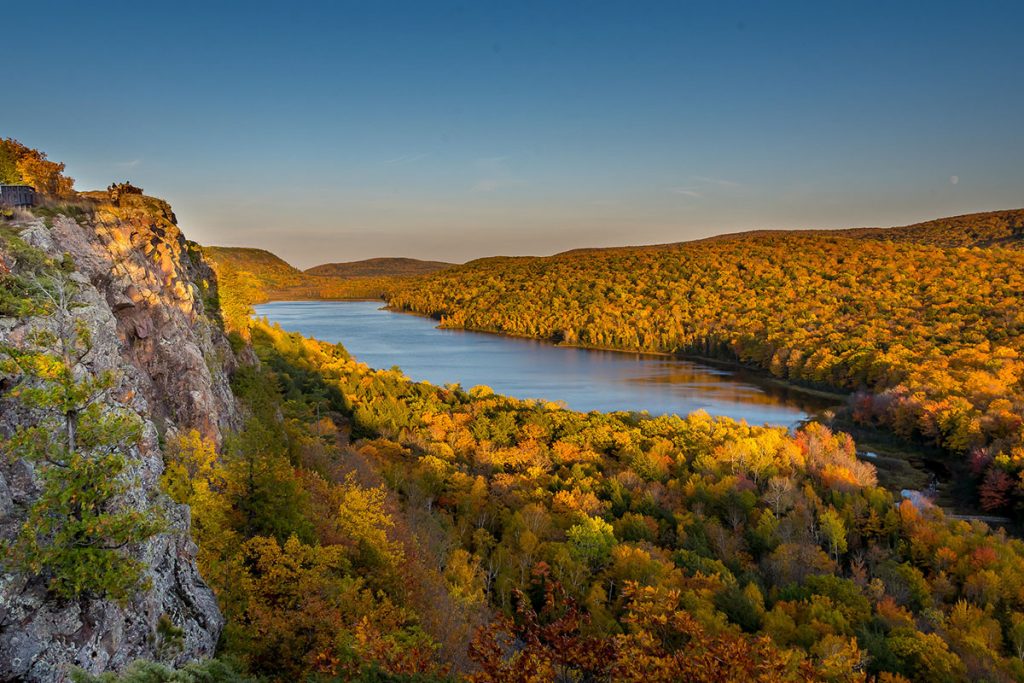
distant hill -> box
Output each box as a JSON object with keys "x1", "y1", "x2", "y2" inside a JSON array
[
  {"x1": 838, "y1": 208, "x2": 1024, "y2": 248},
  {"x1": 201, "y1": 246, "x2": 434, "y2": 304},
  {"x1": 305, "y1": 257, "x2": 454, "y2": 279},
  {"x1": 203, "y1": 247, "x2": 307, "y2": 291},
  {"x1": 694, "y1": 208, "x2": 1024, "y2": 250}
]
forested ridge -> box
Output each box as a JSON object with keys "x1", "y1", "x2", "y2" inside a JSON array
[
  {"x1": 837, "y1": 209, "x2": 1024, "y2": 249},
  {"x1": 202, "y1": 247, "x2": 446, "y2": 308},
  {"x1": 201, "y1": 244, "x2": 413, "y2": 305},
  {"x1": 387, "y1": 210, "x2": 1024, "y2": 515},
  {"x1": 690, "y1": 209, "x2": 1024, "y2": 250},
  {"x1": 306, "y1": 257, "x2": 455, "y2": 279}
]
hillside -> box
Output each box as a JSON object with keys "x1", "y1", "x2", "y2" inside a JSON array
[
  {"x1": 201, "y1": 246, "x2": 406, "y2": 316},
  {"x1": 387, "y1": 210, "x2": 1024, "y2": 517},
  {"x1": 210, "y1": 239, "x2": 1024, "y2": 682},
  {"x1": 202, "y1": 246, "x2": 307, "y2": 291},
  {"x1": 690, "y1": 208, "x2": 1024, "y2": 250},
  {"x1": 841, "y1": 208, "x2": 1024, "y2": 248},
  {"x1": 305, "y1": 256, "x2": 454, "y2": 278}
]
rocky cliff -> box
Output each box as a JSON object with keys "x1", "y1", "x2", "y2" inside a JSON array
[{"x1": 0, "y1": 195, "x2": 236, "y2": 680}]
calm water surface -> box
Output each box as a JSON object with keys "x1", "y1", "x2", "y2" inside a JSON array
[{"x1": 255, "y1": 300, "x2": 836, "y2": 428}]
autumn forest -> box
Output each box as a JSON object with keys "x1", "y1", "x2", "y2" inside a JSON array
[
  {"x1": 6, "y1": 0, "x2": 1024, "y2": 680},
  {"x1": 165, "y1": 202, "x2": 1024, "y2": 682},
  {"x1": 3, "y1": 141, "x2": 1024, "y2": 683}
]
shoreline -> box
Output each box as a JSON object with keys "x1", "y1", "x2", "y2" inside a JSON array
[
  {"x1": 254, "y1": 297, "x2": 849, "y2": 407},
  {"x1": 377, "y1": 302, "x2": 850, "y2": 405},
  {"x1": 254, "y1": 296, "x2": 385, "y2": 304}
]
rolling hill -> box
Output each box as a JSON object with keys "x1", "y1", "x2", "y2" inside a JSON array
[
  {"x1": 202, "y1": 246, "x2": 308, "y2": 291},
  {"x1": 201, "y1": 246, "x2": 424, "y2": 309},
  {"x1": 840, "y1": 207, "x2": 1024, "y2": 248},
  {"x1": 694, "y1": 208, "x2": 1024, "y2": 250},
  {"x1": 305, "y1": 257, "x2": 454, "y2": 278}
]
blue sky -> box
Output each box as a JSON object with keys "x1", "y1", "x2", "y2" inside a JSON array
[{"x1": 5, "y1": 1, "x2": 1023, "y2": 266}]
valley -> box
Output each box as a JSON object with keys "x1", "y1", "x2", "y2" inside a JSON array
[
  {"x1": 3, "y1": 156, "x2": 1024, "y2": 682},
  {"x1": 5, "y1": 3, "x2": 1024, "y2": 679}
]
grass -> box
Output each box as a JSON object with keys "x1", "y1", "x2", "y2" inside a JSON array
[{"x1": 31, "y1": 196, "x2": 96, "y2": 224}]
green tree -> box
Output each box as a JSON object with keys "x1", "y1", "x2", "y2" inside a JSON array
[
  {"x1": 567, "y1": 516, "x2": 616, "y2": 569},
  {"x1": 886, "y1": 628, "x2": 965, "y2": 682},
  {"x1": 223, "y1": 415, "x2": 312, "y2": 543},
  {"x1": 1, "y1": 276, "x2": 162, "y2": 602},
  {"x1": 818, "y1": 508, "x2": 848, "y2": 562},
  {"x1": 1010, "y1": 612, "x2": 1024, "y2": 662}
]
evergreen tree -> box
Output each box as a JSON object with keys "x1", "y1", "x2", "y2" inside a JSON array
[{"x1": 1, "y1": 275, "x2": 162, "y2": 602}]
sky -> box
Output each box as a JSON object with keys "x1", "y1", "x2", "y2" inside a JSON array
[{"x1": 4, "y1": 1, "x2": 1023, "y2": 268}]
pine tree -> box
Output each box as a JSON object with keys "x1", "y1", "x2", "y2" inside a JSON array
[{"x1": 1, "y1": 275, "x2": 162, "y2": 602}]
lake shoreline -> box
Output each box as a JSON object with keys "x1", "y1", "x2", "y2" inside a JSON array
[
  {"x1": 255, "y1": 300, "x2": 1007, "y2": 529},
  {"x1": 378, "y1": 302, "x2": 849, "y2": 405},
  {"x1": 253, "y1": 299, "x2": 824, "y2": 427},
  {"x1": 260, "y1": 297, "x2": 846, "y2": 408}
]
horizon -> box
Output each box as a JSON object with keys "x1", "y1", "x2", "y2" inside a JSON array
[
  {"x1": 6, "y1": 1, "x2": 1024, "y2": 269},
  {"x1": 204, "y1": 204, "x2": 1024, "y2": 269}
]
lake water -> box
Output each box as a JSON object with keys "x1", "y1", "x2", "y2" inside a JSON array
[{"x1": 254, "y1": 300, "x2": 837, "y2": 428}]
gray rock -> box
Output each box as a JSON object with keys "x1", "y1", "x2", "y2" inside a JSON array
[{"x1": 0, "y1": 203, "x2": 237, "y2": 681}]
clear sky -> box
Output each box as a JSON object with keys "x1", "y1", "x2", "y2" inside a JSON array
[{"x1": 5, "y1": 1, "x2": 1023, "y2": 267}]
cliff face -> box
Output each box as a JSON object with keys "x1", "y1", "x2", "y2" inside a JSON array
[{"x1": 0, "y1": 196, "x2": 236, "y2": 680}]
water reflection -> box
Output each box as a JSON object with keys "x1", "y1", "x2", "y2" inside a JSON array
[{"x1": 255, "y1": 300, "x2": 838, "y2": 428}]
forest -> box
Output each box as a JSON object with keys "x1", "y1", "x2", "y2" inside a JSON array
[
  {"x1": 146, "y1": 309, "x2": 1024, "y2": 681},
  {"x1": 386, "y1": 211, "x2": 1024, "y2": 515},
  {"x1": 128, "y1": 244, "x2": 1024, "y2": 680},
  {"x1": 4, "y1": 137, "x2": 1024, "y2": 681}
]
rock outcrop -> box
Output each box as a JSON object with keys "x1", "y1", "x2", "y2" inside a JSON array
[{"x1": 0, "y1": 195, "x2": 237, "y2": 681}]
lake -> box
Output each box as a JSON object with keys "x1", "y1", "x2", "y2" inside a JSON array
[{"x1": 254, "y1": 300, "x2": 837, "y2": 428}]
